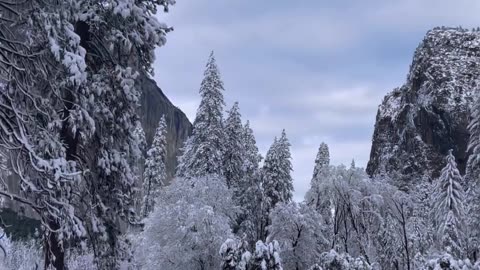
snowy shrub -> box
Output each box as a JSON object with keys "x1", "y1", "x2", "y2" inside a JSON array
[
  {"x1": 219, "y1": 237, "x2": 252, "y2": 270},
  {"x1": 308, "y1": 264, "x2": 323, "y2": 270},
  {"x1": 415, "y1": 252, "x2": 480, "y2": 270},
  {"x1": 249, "y1": 240, "x2": 283, "y2": 270},
  {"x1": 315, "y1": 250, "x2": 372, "y2": 270},
  {"x1": 0, "y1": 235, "x2": 42, "y2": 270},
  {"x1": 67, "y1": 250, "x2": 96, "y2": 270}
]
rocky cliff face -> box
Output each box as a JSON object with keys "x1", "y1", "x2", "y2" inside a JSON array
[
  {"x1": 367, "y1": 28, "x2": 480, "y2": 186},
  {"x1": 137, "y1": 73, "x2": 192, "y2": 180}
]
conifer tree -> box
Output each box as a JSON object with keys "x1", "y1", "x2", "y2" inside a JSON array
[
  {"x1": 219, "y1": 237, "x2": 252, "y2": 270},
  {"x1": 242, "y1": 121, "x2": 263, "y2": 182},
  {"x1": 466, "y1": 89, "x2": 480, "y2": 261},
  {"x1": 305, "y1": 142, "x2": 331, "y2": 223},
  {"x1": 249, "y1": 240, "x2": 283, "y2": 270},
  {"x1": 132, "y1": 121, "x2": 147, "y2": 214},
  {"x1": 262, "y1": 130, "x2": 294, "y2": 210},
  {"x1": 141, "y1": 116, "x2": 168, "y2": 218},
  {"x1": 223, "y1": 102, "x2": 245, "y2": 190},
  {"x1": 177, "y1": 52, "x2": 226, "y2": 179},
  {"x1": 0, "y1": 1, "x2": 175, "y2": 268},
  {"x1": 433, "y1": 150, "x2": 466, "y2": 257},
  {"x1": 237, "y1": 121, "x2": 263, "y2": 243}
]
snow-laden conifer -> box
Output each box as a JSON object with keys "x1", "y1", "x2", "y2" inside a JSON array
[
  {"x1": 304, "y1": 142, "x2": 332, "y2": 224},
  {"x1": 177, "y1": 52, "x2": 226, "y2": 179},
  {"x1": 262, "y1": 130, "x2": 294, "y2": 210},
  {"x1": 141, "y1": 116, "x2": 167, "y2": 217},
  {"x1": 223, "y1": 102, "x2": 245, "y2": 190},
  {"x1": 237, "y1": 121, "x2": 263, "y2": 243},
  {"x1": 432, "y1": 150, "x2": 466, "y2": 257}
]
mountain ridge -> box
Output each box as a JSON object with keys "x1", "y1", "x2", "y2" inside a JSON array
[{"x1": 367, "y1": 27, "x2": 480, "y2": 186}]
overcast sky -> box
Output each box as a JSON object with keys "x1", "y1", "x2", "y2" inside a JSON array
[{"x1": 153, "y1": 0, "x2": 480, "y2": 201}]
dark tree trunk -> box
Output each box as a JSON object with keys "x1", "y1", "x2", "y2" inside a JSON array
[
  {"x1": 44, "y1": 220, "x2": 65, "y2": 270},
  {"x1": 44, "y1": 21, "x2": 88, "y2": 269}
]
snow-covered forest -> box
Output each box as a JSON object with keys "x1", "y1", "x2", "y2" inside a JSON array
[{"x1": 1, "y1": 1, "x2": 480, "y2": 270}]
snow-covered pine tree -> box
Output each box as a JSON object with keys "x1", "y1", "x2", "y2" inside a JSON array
[
  {"x1": 242, "y1": 121, "x2": 263, "y2": 184},
  {"x1": 466, "y1": 88, "x2": 480, "y2": 261},
  {"x1": 432, "y1": 150, "x2": 466, "y2": 257},
  {"x1": 0, "y1": 2, "x2": 96, "y2": 268},
  {"x1": 132, "y1": 121, "x2": 147, "y2": 214},
  {"x1": 133, "y1": 121, "x2": 147, "y2": 157},
  {"x1": 237, "y1": 121, "x2": 263, "y2": 243},
  {"x1": 262, "y1": 130, "x2": 294, "y2": 209},
  {"x1": 176, "y1": 52, "x2": 226, "y2": 179},
  {"x1": 250, "y1": 240, "x2": 283, "y2": 270},
  {"x1": 219, "y1": 237, "x2": 252, "y2": 270},
  {"x1": 259, "y1": 130, "x2": 293, "y2": 241},
  {"x1": 141, "y1": 115, "x2": 168, "y2": 218},
  {"x1": 2, "y1": 0, "x2": 174, "y2": 267},
  {"x1": 304, "y1": 142, "x2": 332, "y2": 225},
  {"x1": 64, "y1": 1, "x2": 173, "y2": 268},
  {"x1": 223, "y1": 102, "x2": 245, "y2": 190}
]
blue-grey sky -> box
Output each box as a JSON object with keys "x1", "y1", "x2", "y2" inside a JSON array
[{"x1": 153, "y1": 0, "x2": 480, "y2": 201}]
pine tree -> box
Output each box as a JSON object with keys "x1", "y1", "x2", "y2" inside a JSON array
[
  {"x1": 313, "y1": 143, "x2": 330, "y2": 179},
  {"x1": 80, "y1": 2, "x2": 174, "y2": 267},
  {"x1": 305, "y1": 143, "x2": 331, "y2": 223},
  {"x1": 1, "y1": 1, "x2": 174, "y2": 269},
  {"x1": 132, "y1": 121, "x2": 147, "y2": 213},
  {"x1": 242, "y1": 121, "x2": 263, "y2": 182},
  {"x1": 141, "y1": 116, "x2": 168, "y2": 218},
  {"x1": 219, "y1": 237, "x2": 252, "y2": 270},
  {"x1": 177, "y1": 51, "x2": 226, "y2": 179},
  {"x1": 223, "y1": 102, "x2": 245, "y2": 190},
  {"x1": 433, "y1": 150, "x2": 466, "y2": 257},
  {"x1": 466, "y1": 88, "x2": 480, "y2": 261},
  {"x1": 237, "y1": 121, "x2": 263, "y2": 243},
  {"x1": 262, "y1": 130, "x2": 294, "y2": 210},
  {"x1": 249, "y1": 240, "x2": 283, "y2": 270}
]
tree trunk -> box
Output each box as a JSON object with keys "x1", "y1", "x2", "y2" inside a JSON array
[{"x1": 44, "y1": 220, "x2": 65, "y2": 270}]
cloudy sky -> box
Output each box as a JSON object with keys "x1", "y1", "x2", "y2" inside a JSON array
[{"x1": 153, "y1": 0, "x2": 480, "y2": 201}]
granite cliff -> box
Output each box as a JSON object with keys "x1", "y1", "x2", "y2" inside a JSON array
[
  {"x1": 367, "y1": 27, "x2": 480, "y2": 186},
  {"x1": 137, "y1": 74, "x2": 192, "y2": 179}
]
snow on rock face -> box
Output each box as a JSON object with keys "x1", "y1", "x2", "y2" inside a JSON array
[{"x1": 367, "y1": 27, "x2": 480, "y2": 186}]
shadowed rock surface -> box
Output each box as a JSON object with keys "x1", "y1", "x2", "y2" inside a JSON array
[
  {"x1": 137, "y1": 73, "x2": 192, "y2": 180},
  {"x1": 367, "y1": 27, "x2": 479, "y2": 187}
]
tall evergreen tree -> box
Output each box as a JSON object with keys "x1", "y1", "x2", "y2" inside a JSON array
[
  {"x1": 141, "y1": 116, "x2": 167, "y2": 218},
  {"x1": 133, "y1": 121, "x2": 147, "y2": 214},
  {"x1": 237, "y1": 121, "x2": 263, "y2": 243},
  {"x1": 262, "y1": 129, "x2": 294, "y2": 211},
  {"x1": 467, "y1": 89, "x2": 480, "y2": 172},
  {"x1": 432, "y1": 150, "x2": 466, "y2": 257},
  {"x1": 305, "y1": 143, "x2": 330, "y2": 211},
  {"x1": 242, "y1": 121, "x2": 263, "y2": 182},
  {"x1": 177, "y1": 52, "x2": 226, "y2": 178},
  {"x1": 223, "y1": 102, "x2": 245, "y2": 190},
  {"x1": 0, "y1": 1, "x2": 175, "y2": 268},
  {"x1": 466, "y1": 89, "x2": 480, "y2": 261}
]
